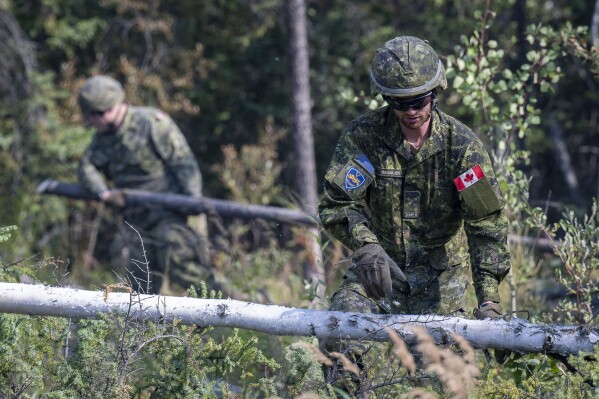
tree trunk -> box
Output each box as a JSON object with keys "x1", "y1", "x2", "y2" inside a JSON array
[
  {"x1": 0, "y1": 10, "x2": 39, "y2": 190},
  {"x1": 548, "y1": 117, "x2": 582, "y2": 204},
  {"x1": 285, "y1": 0, "x2": 325, "y2": 302},
  {"x1": 0, "y1": 282, "x2": 597, "y2": 357},
  {"x1": 287, "y1": 0, "x2": 317, "y2": 211},
  {"x1": 593, "y1": 0, "x2": 599, "y2": 46}
]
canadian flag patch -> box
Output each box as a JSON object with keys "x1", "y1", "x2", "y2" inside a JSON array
[{"x1": 453, "y1": 165, "x2": 485, "y2": 192}]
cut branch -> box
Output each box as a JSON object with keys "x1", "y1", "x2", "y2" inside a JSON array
[
  {"x1": 0, "y1": 282, "x2": 596, "y2": 357},
  {"x1": 36, "y1": 179, "x2": 317, "y2": 226}
]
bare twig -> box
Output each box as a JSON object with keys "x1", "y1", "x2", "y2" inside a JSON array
[{"x1": 125, "y1": 221, "x2": 151, "y2": 294}]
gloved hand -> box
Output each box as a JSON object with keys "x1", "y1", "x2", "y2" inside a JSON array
[
  {"x1": 100, "y1": 190, "x2": 127, "y2": 208},
  {"x1": 473, "y1": 302, "x2": 503, "y2": 319},
  {"x1": 350, "y1": 243, "x2": 406, "y2": 300}
]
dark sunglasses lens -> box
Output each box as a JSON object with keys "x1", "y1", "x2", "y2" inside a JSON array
[
  {"x1": 89, "y1": 109, "x2": 106, "y2": 117},
  {"x1": 386, "y1": 96, "x2": 428, "y2": 111}
]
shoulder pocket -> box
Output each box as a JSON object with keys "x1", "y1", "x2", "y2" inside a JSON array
[
  {"x1": 326, "y1": 154, "x2": 375, "y2": 200},
  {"x1": 454, "y1": 165, "x2": 503, "y2": 219}
]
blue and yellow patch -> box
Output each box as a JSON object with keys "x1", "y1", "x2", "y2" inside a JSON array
[
  {"x1": 326, "y1": 153, "x2": 374, "y2": 200},
  {"x1": 344, "y1": 167, "x2": 366, "y2": 190}
]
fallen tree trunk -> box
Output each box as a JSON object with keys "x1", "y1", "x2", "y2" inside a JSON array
[{"x1": 0, "y1": 282, "x2": 596, "y2": 357}]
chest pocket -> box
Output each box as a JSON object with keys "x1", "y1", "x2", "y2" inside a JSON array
[
  {"x1": 421, "y1": 163, "x2": 457, "y2": 219},
  {"x1": 367, "y1": 166, "x2": 402, "y2": 234},
  {"x1": 114, "y1": 125, "x2": 163, "y2": 175}
]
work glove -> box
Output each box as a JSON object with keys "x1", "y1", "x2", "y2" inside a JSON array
[
  {"x1": 350, "y1": 243, "x2": 406, "y2": 300},
  {"x1": 473, "y1": 302, "x2": 503, "y2": 319},
  {"x1": 102, "y1": 190, "x2": 127, "y2": 208},
  {"x1": 474, "y1": 302, "x2": 510, "y2": 364}
]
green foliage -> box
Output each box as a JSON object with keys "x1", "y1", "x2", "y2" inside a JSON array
[
  {"x1": 0, "y1": 311, "x2": 77, "y2": 397},
  {"x1": 444, "y1": 7, "x2": 599, "y2": 329},
  {"x1": 476, "y1": 351, "x2": 599, "y2": 399},
  {"x1": 531, "y1": 200, "x2": 599, "y2": 325},
  {"x1": 0, "y1": 225, "x2": 16, "y2": 243},
  {"x1": 211, "y1": 124, "x2": 285, "y2": 206},
  {"x1": 0, "y1": 306, "x2": 280, "y2": 398},
  {"x1": 284, "y1": 339, "x2": 324, "y2": 396}
]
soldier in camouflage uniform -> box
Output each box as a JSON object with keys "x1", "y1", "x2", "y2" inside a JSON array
[
  {"x1": 77, "y1": 75, "x2": 218, "y2": 295},
  {"x1": 318, "y1": 37, "x2": 511, "y2": 393}
]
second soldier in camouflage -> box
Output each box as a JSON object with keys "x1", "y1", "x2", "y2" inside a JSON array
[{"x1": 77, "y1": 75, "x2": 218, "y2": 295}]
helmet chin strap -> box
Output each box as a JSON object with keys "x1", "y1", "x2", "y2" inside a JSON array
[{"x1": 424, "y1": 90, "x2": 439, "y2": 121}]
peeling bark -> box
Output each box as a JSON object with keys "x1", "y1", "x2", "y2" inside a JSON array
[{"x1": 0, "y1": 282, "x2": 597, "y2": 357}]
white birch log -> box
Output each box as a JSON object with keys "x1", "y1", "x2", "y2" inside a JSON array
[{"x1": 0, "y1": 282, "x2": 597, "y2": 357}]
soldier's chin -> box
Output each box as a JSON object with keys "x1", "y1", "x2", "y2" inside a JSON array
[
  {"x1": 401, "y1": 118, "x2": 422, "y2": 129},
  {"x1": 105, "y1": 122, "x2": 118, "y2": 133}
]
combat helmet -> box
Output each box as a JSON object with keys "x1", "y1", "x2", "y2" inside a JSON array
[
  {"x1": 370, "y1": 36, "x2": 447, "y2": 98},
  {"x1": 78, "y1": 75, "x2": 125, "y2": 114}
]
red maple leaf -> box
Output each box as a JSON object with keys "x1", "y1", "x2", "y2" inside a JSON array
[{"x1": 464, "y1": 173, "x2": 474, "y2": 183}]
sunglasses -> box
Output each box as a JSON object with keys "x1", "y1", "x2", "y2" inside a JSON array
[
  {"x1": 88, "y1": 109, "x2": 108, "y2": 117},
  {"x1": 384, "y1": 92, "x2": 433, "y2": 111}
]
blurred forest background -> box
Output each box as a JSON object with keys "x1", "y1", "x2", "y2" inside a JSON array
[
  {"x1": 0, "y1": 0, "x2": 596, "y2": 294},
  {"x1": 0, "y1": 0, "x2": 599, "y2": 397}
]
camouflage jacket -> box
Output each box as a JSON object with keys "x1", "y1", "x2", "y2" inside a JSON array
[
  {"x1": 318, "y1": 106, "x2": 511, "y2": 304},
  {"x1": 78, "y1": 105, "x2": 202, "y2": 198}
]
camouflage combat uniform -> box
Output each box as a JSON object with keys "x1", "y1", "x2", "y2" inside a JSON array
[
  {"x1": 78, "y1": 106, "x2": 215, "y2": 294},
  {"x1": 319, "y1": 106, "x2": 511, "y2": 317}
]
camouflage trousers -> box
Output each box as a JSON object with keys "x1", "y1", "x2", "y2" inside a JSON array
[
  {"x1": 110, "y1": 212, "x2": 218, "y2": 295},
  {"x1": 321, "y1": 263, "x2": 470, "y2": 396}
]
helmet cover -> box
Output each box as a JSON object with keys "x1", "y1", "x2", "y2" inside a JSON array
[
  {"x1": 370, "y1": 36, "x2": 447, "y2": 98},
  {"x1": 78, "y1": 75, "x2": 125, "y2": 114}
]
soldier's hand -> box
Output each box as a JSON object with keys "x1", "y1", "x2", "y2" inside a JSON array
[
  {"x1": 350, "y1": 243, "x2": 406, "y2": 300},
  {"x1": 100, "y1": 190, "x2": 127, "y2": 208},
  {"x1": 473, "y1": 301, "x2": 503, "y2": 319}
]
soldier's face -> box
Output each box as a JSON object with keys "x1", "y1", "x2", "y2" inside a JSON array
[
  {"x1": 391, "y1": 95, "x2": 433, "y2": 130},
  {"x1": 86, "y1": 104, "x2": 120, "y2": 133}
]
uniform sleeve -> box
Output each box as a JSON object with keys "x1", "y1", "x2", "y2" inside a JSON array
[
  {"x1": 318, "y1": 131, "x2": 378, "y2": 251},
  {"x1": 77, "y1": 141, "x2": 109, "y2": 197},
  {"x1": 459, "y1": 140, "x2": 511, "y2": 304},
  {"x1": 151, "y1": 115, "x2": 202, "y2": 197}
]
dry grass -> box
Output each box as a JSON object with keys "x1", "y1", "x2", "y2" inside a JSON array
[
  {"x1": 385, "y1": 327, "x2": 417, "y2": 374},
  {"x1": 289, "y1": 340, "x2": 361, "y2": 378},
  {"x1": 102, "y1": 283, "x2": 133, "y2": 301},
  {"x1": 330, "y1": 351, "x2": 361, "y2": 377},
  {"x1": 291, "y1": 341, "x2": 333, "y2": 367},
  {"x1": 407, "y1": 390, "x2": 439, "y2": 399},
  {"x1": 294, "y1": 327, "x2": 481, "y2": 398},
  {"x1": 411, "y1": 326, "x2": 480, "y2": 399},
  {"x1": 265, "y1": 393, "x2": 320, "y2": 399}
]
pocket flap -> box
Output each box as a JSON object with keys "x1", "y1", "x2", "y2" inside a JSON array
[{"x1": 428, "y1": 247, "x2": 467, "y2": 271}]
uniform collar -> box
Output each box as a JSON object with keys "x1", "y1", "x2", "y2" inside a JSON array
[
  {"x1": 383, "y1": 109, "x2": 445, "y2": 163},
  {"x1": 114, "y1": 105, "x2": 133, "y2": 138}
]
